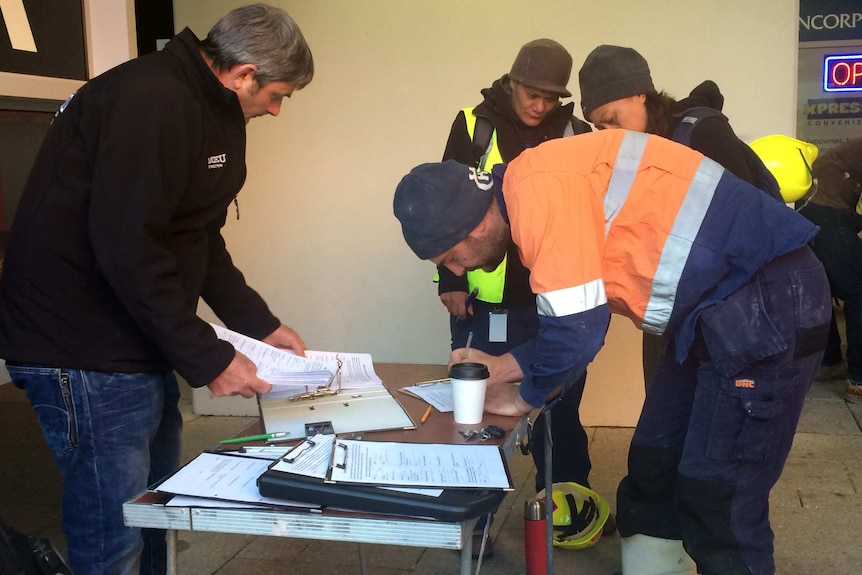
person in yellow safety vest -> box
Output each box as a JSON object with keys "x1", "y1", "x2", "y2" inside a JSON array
[{"x1": 438, "y1": 39, "x2": 601, "y2": 533}]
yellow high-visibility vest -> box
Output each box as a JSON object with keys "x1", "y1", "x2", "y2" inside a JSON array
[{"x1": 461, "y1": 108, "x2": 507, "y2": 303}]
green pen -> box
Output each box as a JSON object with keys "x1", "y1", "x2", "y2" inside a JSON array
[{"x1": 219, "y1": 431, "x2": 290, "y2": 444}]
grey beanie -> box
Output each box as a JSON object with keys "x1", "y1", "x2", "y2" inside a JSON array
[
  {"x1": 393, "y1": 161, "x2": 495, "y2": 260},
  {"x1": 509, "y1": 39, "x2": 573, "y2": 97},
  {"x1": 578, "y1": 45, "x2": 656, "y2": 118}
]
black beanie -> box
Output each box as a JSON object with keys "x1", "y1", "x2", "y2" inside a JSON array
[{"x1": 578, "y1": 45, "x2": 656, "y2": 118}]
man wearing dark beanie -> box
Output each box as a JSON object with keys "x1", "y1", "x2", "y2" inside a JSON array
[
  {"x1": 394, "y1": 130, "x2": 829, "y2": 575},
  {"x1": 437, "y1": 39, "x2": 600, "y2": 555}
]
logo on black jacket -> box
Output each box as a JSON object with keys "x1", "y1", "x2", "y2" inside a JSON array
[{"x1": 208, "y1": 153, "x2": 227, "y2": 169}]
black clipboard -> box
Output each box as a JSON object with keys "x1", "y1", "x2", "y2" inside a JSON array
[{"x1": 256, "y1": 466, "x2": 505, "y2": 522}]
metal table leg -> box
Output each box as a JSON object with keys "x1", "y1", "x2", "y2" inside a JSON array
[
  {"x1": 358, "y1": 542, "x2": 368, "y2": 575},
  {"x1": 544, "y1": 408, "x2": 553, "y2": 575},
  {"x1": 166, "y1": 529, "x2": 178, "y2": 575}
]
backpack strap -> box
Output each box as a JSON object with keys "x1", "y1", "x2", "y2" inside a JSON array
[
  {"x1": 671, "y1": 107, "x2": 728, "y2": 147},
  {"x1": 471, "y1": 115, "x2": 495, "y2": 170},
  {"x1": 673, "y1": 107, "x2": 784, "y2": 203}
]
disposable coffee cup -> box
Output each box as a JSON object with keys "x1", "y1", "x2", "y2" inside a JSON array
[{"x1": 449, "y1": 361, "x2": 489, "y2": 425}]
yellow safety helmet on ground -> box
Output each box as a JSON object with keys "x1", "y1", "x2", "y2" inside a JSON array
[
  {"x1": 537, "y1": 482, "x2": 610, "y2": 549},
  {"x1": 749, "y1": 134, "x2": 819, "y2": 203}
]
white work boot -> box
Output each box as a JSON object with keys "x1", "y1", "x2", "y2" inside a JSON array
[{"x1": 621, "y1": 534, "x2": 697, "y2": 575}]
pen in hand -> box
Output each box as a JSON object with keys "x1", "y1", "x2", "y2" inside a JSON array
[
  {"x1": 463, "y1": 331, "x2": 474, "y2": 361},
  {"x1": 464, "y1": 288, "x2": 478, "y2": 313}
]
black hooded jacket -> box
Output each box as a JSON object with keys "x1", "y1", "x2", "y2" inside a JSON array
[{"x1": 438, "y1": 75, "x2": 591, "y2": 302}]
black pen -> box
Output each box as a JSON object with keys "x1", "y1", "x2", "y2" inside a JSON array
[{"x1": 464, "y1": 287, "x2": 479, "y2": 311}]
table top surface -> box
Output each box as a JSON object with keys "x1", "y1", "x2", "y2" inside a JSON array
[{"x1": 234, "y1": 362, "x2": 528, "y2": 448}]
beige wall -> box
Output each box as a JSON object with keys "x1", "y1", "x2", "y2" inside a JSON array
[
  {"x1": 3, "y1": 1, "x2": 800, "y2": 426},
  {"x1": 176, "y1": 0, "x2": 798, "y2": 426}
]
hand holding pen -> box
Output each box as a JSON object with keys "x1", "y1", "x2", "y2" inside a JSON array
[
  {"x1": 462, "y1": 331, "x2": 473, "y2": 361},
  {"x1": 463, "y1": 288, "x2": 479, "y2": 318}
]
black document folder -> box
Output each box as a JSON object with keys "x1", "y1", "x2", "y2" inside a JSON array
[{"x1": 257, "y1": 469, "x2": 505, "y2": 522}]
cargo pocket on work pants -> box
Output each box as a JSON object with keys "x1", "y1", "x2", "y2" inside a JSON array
[
  {"x1": 703, "y1": 369, "x2": 799, "y2": 462},
  {"x1": 699, "y1": 275, "x2": 796, "y2": 463}
]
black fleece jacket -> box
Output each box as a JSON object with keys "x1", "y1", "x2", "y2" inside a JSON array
[{"x1": 0, "y1": 29, "x2": 280, "y2": 386}]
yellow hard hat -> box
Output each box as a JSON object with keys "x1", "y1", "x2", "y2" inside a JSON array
[
  {"x1": 749, "y1": 135, "x2": 819, "y2": 203},
  {"x1": 537, "y1": 482, "x2": 610, "y2": 549}
]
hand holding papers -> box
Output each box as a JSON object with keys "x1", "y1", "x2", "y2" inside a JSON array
[
  {"x1": 210, "y1": 324, "x2": 384, "y2": 400},
  {"x1": 210, "y1": 325, "x2": 415, "y2": 437}
]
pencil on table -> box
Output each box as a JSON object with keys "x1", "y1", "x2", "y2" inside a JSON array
[{"x1": 420, "y1": 405, "x2": 432, "y2": 424}]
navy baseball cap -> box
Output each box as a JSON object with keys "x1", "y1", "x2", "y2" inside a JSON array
[{"x1": 393, "y1": 160, "x2": 495, "y2": 260}]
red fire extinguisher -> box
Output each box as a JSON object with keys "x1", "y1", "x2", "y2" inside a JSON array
[{"x1": 524, "y1": 498, "x2": 547, "y2": 575}]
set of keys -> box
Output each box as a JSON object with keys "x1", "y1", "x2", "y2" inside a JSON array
[{"x1": 460, "y1": 425, "x2": 505, "y2": 442}]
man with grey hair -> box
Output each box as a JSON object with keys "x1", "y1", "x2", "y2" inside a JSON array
[{"x1": 0, "y1": 4, "x2": 312, "y2": 574}]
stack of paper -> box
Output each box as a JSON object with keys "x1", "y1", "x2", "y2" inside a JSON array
[
  {"x1": 210, "y1": 324, "x2": 384, "y2": 399},
  {"x1": 152, "y1": 451, "x2": 320, "y2": 510}
]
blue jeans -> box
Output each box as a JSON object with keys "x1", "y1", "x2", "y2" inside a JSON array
[
  {"x1": 617, "y1": 247, "x2": 830, "y2": 575},
  {"x1": 8, "y1": 366, "x2": 182, "y2": 575},
  {"x1": 800, "y1": 203, "x2": 862, "y2": 380}
]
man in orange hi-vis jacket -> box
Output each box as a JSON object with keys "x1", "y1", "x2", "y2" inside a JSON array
[{"x1": 393, "y1": 129, "x2": 830, "y2": 575}]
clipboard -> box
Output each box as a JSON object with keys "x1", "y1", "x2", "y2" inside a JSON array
[
  {"x1": 257, "y1": 386, "x2": 415, "y2": 438},
  {"x1": 257, "y1": 467, "x2": 505, "y2": 521},
  {"x1": 256, "y1": 436, "x2": 510, "y2": 521}
]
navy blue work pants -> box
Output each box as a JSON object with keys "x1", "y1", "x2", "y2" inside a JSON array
[{"x1": 617, "y1": 247, "x2": 830, "y2": 575}]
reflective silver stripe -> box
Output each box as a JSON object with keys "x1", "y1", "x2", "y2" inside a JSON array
[
  {"x1": 604, "y1": 131, "x2": 648, "y2": 235},
  {"x1": 642, "y1": 156, "x2": 724, "y2": 333},
  {"x1": 536, "y1": 279, "x2": 607, "y2": 318}
]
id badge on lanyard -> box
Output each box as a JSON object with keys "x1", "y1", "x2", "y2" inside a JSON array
[{"x1": 488, "y1": 309, "x2": 508, "y2": 343}]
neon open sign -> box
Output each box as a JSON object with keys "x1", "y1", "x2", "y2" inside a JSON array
[{"x1": 824, "y1": 54, "x2": 862, "y2": 92}]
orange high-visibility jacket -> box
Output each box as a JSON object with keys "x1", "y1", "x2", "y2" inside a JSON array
[{"x1": 500, "y1": 130, "x2": 818, "y2": 406}]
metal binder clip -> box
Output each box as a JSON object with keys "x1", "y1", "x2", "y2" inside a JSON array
[
  {"x1": 334, "y1": 442, "x2": 348, "y2": 470},
  {"x1": 284, "y1": 438, "x2": 316, "y2": 464},
  {"x1": 287, "y1": 356, "x2": 343, "y2": 401}
]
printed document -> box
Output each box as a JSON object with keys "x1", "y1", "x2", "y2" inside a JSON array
[
  {"x1": 400, "y1": 379, "x2": 453, "y2": 412},
  {"x1": 153, "y1": 451, "x2": 319, "y2": 509},
  {"x1": 325, "y1": 440, "x2": 512, "y2": 489}
]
